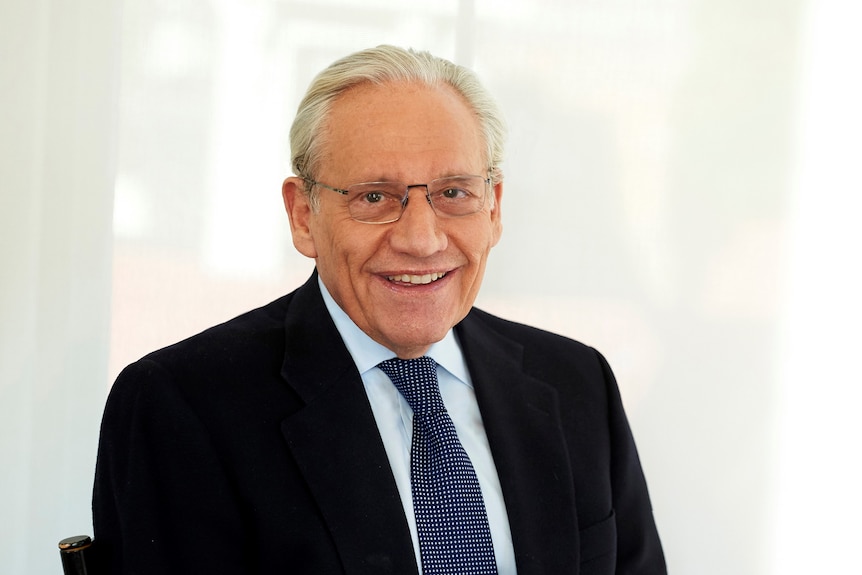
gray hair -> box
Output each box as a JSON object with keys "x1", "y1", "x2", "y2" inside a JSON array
[{"x1": 289, "y1": 45, "x2": 506, "y2": 208}]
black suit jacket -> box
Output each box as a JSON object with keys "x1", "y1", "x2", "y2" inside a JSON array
[{"x1": 93, "y1": 273, "x2": 665, "y2": 574}]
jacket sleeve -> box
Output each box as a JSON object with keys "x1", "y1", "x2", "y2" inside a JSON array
[
  {"x1": 92, "y1": 358, "x2": 251, "y2": 574},
  {"x1": 596, "y1": 349, "x2": 667, "y2": 574}
]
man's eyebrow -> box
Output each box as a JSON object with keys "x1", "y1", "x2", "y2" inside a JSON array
[{"x1": 362, "y1": 172, "x2": 481, "y2": 183}]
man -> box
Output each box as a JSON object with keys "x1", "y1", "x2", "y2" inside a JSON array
[{"x1": 93, "y1": 45, "x2": 666, "y2": 574}]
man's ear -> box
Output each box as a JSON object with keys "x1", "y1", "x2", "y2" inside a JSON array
[
  {"x1": 489, "y1": 180, "x2": 503, "y2": 247},
  {"x1": 282, "y1": 177, "x2": 318, "y2": 258}
]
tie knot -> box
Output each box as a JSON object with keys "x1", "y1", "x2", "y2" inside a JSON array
[{"x1": 377, "y1": 356, "x2": 443, "y2": 417}]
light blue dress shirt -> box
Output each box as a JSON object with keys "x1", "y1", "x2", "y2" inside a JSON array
[{"x1": 318, "y1": 278, "x2": 516, "y2": 574}]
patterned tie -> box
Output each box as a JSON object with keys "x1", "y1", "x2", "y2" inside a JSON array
[{"x1": 377, "y1": 357, "x2": 498, "y2": 575}]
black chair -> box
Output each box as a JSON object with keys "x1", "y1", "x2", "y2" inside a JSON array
[{"x1": 58, "y1": 535, "x2": 97, "y2": 575}]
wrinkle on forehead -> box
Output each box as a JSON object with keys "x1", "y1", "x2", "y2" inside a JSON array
[{"x1": 317, "y1": 81, "x2": 485, "y2": 184}]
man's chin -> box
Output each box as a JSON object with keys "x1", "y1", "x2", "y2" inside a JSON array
[{"x1": 375, "y1": 326, "x2": 451, "y2": 359}]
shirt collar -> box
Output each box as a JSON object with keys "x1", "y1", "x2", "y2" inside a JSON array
[{"x1": 318, "y1": 276, "x2": 472, "y2": 386}]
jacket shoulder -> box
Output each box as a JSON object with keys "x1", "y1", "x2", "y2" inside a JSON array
[
  {"x1": 464, "y1": 306, "x2": 605, "y2": 373},
  {"x1": 140, "y1": 292, "x2": 293, "y2": 371}
]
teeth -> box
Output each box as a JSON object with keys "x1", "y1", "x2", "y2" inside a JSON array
[{"x1": 387, "y1": 271, "x2": 446, "y2": 285}]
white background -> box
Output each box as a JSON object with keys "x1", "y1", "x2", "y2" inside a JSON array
[{"x1": 2, "y1": 0, "x2": 861, "y2": 573}]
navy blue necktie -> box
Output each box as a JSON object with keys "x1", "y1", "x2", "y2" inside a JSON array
[{"x1": 378, "y1": 357, "x2": 498, "y2": 575}]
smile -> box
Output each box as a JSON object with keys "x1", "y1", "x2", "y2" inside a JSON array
[{"x1": 386, "y1": 271, "x2": 447, "y2": 285}]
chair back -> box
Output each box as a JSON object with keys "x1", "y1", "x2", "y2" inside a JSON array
[{"x1": 58, "y1": 535, "x2": 96, "y2": 575}]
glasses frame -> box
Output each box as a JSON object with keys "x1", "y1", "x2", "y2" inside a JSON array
[{"x1": 303, "y1": 174, "x2": 492, "y2": 224}]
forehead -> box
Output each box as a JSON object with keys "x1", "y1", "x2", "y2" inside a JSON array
[{"x1": 319, "y1": 81, "x2": 485, "y2": 181}]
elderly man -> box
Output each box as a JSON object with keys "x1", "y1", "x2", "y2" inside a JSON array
[{"x1": 93, "y1": 46, "x2": 666, "y2": 574}]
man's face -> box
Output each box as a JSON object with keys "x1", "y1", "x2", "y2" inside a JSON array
[{"x1": 282, "y1": 81, "x2": 503, "y2": 358}]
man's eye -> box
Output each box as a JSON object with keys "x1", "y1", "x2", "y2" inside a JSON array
[
  {"x1": 363, "y1": 191, "x2": 384, "y2": 203},
  {"x1": 441, "y1": 187, "x2": 468, "y2": 199}
]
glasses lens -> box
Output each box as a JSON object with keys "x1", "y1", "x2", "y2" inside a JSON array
[
  {"x1": 345, "y1": 183, "x2": 405, "y2": 223},
  {"x1": 428, "y1": 176, "x2": 487, "y2": 216},
  {"x1": 343, "y1": 176, "x2": 488, "y2": 223}
]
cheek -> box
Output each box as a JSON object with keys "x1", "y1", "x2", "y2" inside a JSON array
[
  {"x1": 309, "y1": 212, "x2": 345, "y2": 256},
  {"x1": 312, "y1": 217, "x2": 382, "y2": 273},
  {"x1": 461, "y1": 223, "x2": 499, "y2": 261}
]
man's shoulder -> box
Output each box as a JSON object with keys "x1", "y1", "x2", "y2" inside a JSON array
[
  {"x1": 144, "y1": 292, "x2": 293, "y2": 366},
  {"x1": 106, "y1": 291, "x2": 305, "y2": 422},
  {"x1": 460, "y1": 307, "x2": 615, "y2": 415},
  {"x1": 465, "y1": 306, "x2": 596, "y2": 355},
  {"x1": 462, "y1": 306, "x2": 607, "y2": 378}
]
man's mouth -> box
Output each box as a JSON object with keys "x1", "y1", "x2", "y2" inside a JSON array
[{"x1": 385, "y1": 271, "x2": 447, "y2": 285}]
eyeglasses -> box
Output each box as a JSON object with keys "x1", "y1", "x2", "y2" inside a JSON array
[{"x1": 305, "y1": 174, "x2": 491, "y2": 224}]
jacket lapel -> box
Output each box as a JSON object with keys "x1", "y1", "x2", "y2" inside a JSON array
[
  {"x1": 278, "y1": 276, "x2": 419, "y2": 575},
  {"x1": 457, "y1": 312, "x2": 581, "y2": 574}
]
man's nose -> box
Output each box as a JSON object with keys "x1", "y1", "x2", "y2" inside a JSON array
[{"x1": 388, "y1": 187, "x2": 448, "y2": 257}]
